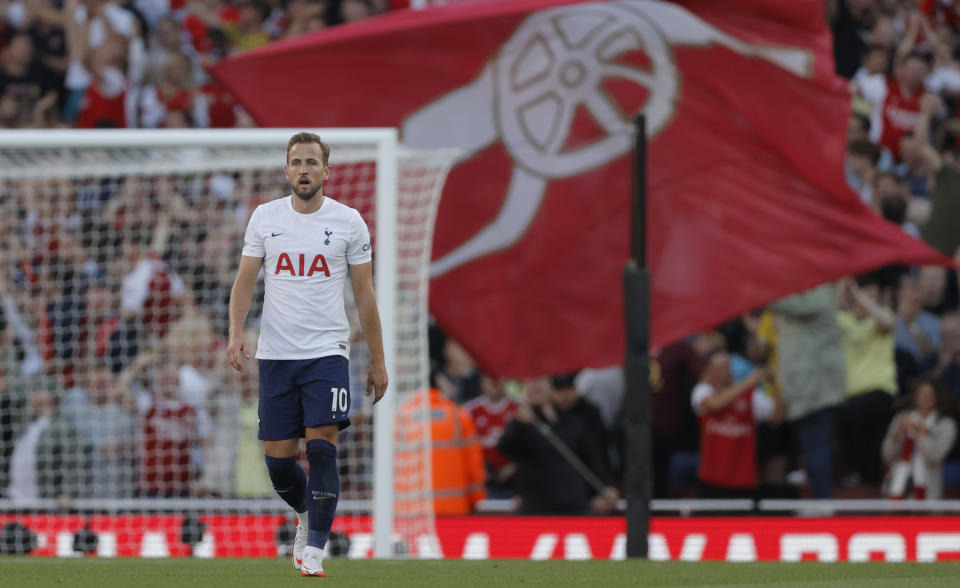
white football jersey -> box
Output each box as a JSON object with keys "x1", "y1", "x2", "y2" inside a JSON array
[{"x1": 241, "y1": 195, "x2": 372, "y2": 360}]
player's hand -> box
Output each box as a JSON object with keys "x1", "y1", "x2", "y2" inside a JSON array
[
  {"x1": 226, "y1": 334, "x2": 249, "y2": 373},
  {"x1": 367, "y1": 359, "x2": 387, "y2": 404}
]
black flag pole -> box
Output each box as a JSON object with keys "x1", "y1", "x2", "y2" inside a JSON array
[{"x1": 623, "y1": 114, "x2": 652, "y2": 558}]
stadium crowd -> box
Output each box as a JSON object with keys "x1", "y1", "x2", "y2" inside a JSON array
[
  {"x1": 1, "y1": 0, "x2": 960, "y2": 516},
  {"x1": 0, "y1": 0, "x2": 401, "y2": 130}
]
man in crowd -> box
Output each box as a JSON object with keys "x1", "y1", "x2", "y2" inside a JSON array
[
  {"x1": 692, "y1": 352, "x2": 781, "y2": 498},
  {"x1": 0, "y1": 32, "x2": 58, "y2": 128},
  {"x1": 6, "y1": 383, "x2": 89, "y2": 504},
  {"x1": 396, "y1": 372, "x2": 486, "y2": 515},
  {"x1": 465, "y1": 375, "x2": 517, "y2": 499},
  {"x1": 62, "y1": 359, "x2": 137, "y2": 498},
  {"x1": 895, "y1": 273, "x2": 942, "y2": 376},
  {"x1": 836, "y1": 278, "x2": 898, "y2": 487},
  {"x1": 650, "y1": 340, "x2": 702, "y2": 498},
  {"x1": 769, "y1": 285, "x2": 846, "y2": 498},
  {"x1": 498, "y1": 376, "x2": 618, "y2": 515},
  {"x1": 931, "y1": 313, "x2": 960, "y2": 412}
]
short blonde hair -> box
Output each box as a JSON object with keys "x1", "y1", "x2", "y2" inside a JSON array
[{"x1": 286, "y1": 132, "x2": 330, "y2": 165}]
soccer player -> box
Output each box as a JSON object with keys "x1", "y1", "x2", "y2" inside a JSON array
[{"x1": 226, "y1": 132, "x2": 388, "y2": 577}]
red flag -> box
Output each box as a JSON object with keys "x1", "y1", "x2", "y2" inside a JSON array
[{"x1": 213, "y1": 0, "x2": 949, "y2": 378}]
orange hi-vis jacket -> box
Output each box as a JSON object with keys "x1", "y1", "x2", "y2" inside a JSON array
[{"x1": 395, "y1": 389, "x2": 487, "y2": 516}]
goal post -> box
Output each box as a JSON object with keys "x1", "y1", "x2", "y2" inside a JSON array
[
  {"x1": 372, "y1": 130, "x2": 398, "y2": 559},
  {"x1": 0, "y1": 128, "x2": 456, "y2": 559}
]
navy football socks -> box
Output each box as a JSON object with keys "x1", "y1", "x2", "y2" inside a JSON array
[
  {"x1": 305, "y1": 439, "x2": 340, "y2": 550},
  {"x1": 264, "y1": 454, "x2": 307, "y2": 514}
]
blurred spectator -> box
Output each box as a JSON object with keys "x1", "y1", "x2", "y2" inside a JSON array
[
  {"x1": 851, "y1": 43, "x2": 890, "y2": 108},
  {"x1": 78, "y1": 278, "x2": 128, "y2": 368},
  {"x1": 875, "y1": 172, "x2": 923, "y2": 236},
  {"x1": 284, "y1": 0, "x2": 328, "y2": 38},
  {"x1": 0, "y1": 31, "x2": 58, "y2": 127},
  {"x1": 437, "y1": 337, "x2": 480, "y2": 404},
  {"x1": 225, "y1": 327, "x2": 271, "y2": 497},
  {"x1": 396, "y1": 375, "x2": 486, "y2": 515},
  {"x1": 138, "y1": 52, "x2": 209, "y2": 128},
  {"x1": 550, "y1": 372, "x2": 613, "y2": 482},
  {"x1": 743, "y1": 310, "x2": 796, "y2": 496},
  {"x1": 692, "y1": 353, "x2": 781, "y2": 499},
  {"x1": 895, "y1": 273, "x2": 942, "y2": 371},
  {"x1": 164, "y1": 310, "x2": 216, "y2": 483},
  {"x1": 340, "y1": 0, "x2": 372, "y2": 23},
  {"x1": 6, "y1": 384, "x2": 90, "y2": 504},
  {"x1": 575, "y1": 365, "x2": 624, "y2": 481},
  {"x1": 101, "y1": 175, "x2": 152, "y2": 234},
  {"x1": 830, "y1": 0, "x2": 876, "y2": 79},
  {"x1": 930, "y1": 313, "x2": 960, "y2": 411},
  {"x1": 846, "y1": 139, "x2": 881, "y2": 206},
  {"x1": 72, "y1": 0, "x2": 139, "y2": 49},
  {"x1": 926, "y1": 33, "x2": 960, "y2": 95},
  {"x1": 118, "y1": 227, "x2": 185, "y2": 341},
  {"x1": 883, "y1": 52, "x2": 935, "y2": 161},
  {"x1": 187, "y1": 0, "x2": 271, "y2": 54},
  {"x1": 920, "y1": 143, "x2": 960, "y2": 257},
  {"x1": 138, "y1": 352, "x2": 198, "y2": 497},
  {"x1": 769, "y1": 284, "x2": 846, "y2": 498},
  {"x1": 897, "y1": 94, "x2": 943, "y2": 199},
  {"x1": 0, "y1": 342, "x2": 29, "y2": 495},
  {"x1": 575, "y1": 366, "x2": 624, "y2": 433},
  {"x1": 61, "y1": 359, "x2": 137, "y2": 498},
  {"x1": 836, "y1": 278, "x2": 898, "y2": 487},
  {"x1": 64, "y1": 9, "x2": 130, "y2": 129},
  {"x1": 650, "y1": 340, "x2": 701, "y2": 498},
  {"x1": 146, "y1": 17, "x2": 193, "y2": 84},
  {"x1": 868, "y1": 15, "x2": 896, "y2": 52},
  {"x1": 498, "y1": 377, "x2": 617, "y2": 515},
  {"x1": 693, "y1": 331, "x2": 753, "y2": 383},
  {"x1": 882, "y1": 377, "x2": 957, "y2": 499},
  {"x1": 0, "y1": 240, "x2": 44, "y2": 377},
  {"x1": 848, "y1": 111, "x2": 872, "y2": 144},
  {"x1": 464, "y1": 375, "x2": 517, "y2": 499},
  {"x1": 196, "y1": 384, "x2": 239, "y2": 498},
  {"x1": 918, "y1": 266, "x2": 958, "y2": 315}
]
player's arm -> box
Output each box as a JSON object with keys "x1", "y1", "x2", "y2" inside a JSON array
[
  {"x1": 349, "y1": 261, "x2": 388, "y2": 403},
  {"x1": 227, "y1": 255, "x2": 262, "y2": 372}
]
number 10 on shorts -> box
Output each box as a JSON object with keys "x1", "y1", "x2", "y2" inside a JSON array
[{"x1": 331, "y1": 387, "x2": 348, "y2": 413}]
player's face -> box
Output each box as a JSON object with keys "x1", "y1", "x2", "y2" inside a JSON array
[{"x1": 286, "y1": 142, "x2": 329, "y2": 201}]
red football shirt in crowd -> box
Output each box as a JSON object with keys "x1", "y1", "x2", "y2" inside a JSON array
[
  {"x1": 879, "y1": 77, "x2": 924, "y2": 159},
  {"x1": 692, "y1": 383, "x2": 775, "y2": 489},
  {"x1": 465, "y1": 395, "x2": 517, "y2": 470},
  {"x1": 139, "y1": 399, "x2": 196, "y2": 496}
]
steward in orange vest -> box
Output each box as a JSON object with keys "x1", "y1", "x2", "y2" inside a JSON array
[{"x1": 396, "y1": 388, "x2": 486, "y2": 516}]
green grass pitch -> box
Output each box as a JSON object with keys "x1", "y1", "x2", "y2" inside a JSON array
[{"x1": 2, "y1": 558, "x2": 960, "y2": 587}]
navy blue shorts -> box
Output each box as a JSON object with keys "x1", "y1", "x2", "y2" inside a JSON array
[{"x1": 258, "y1": 356, "x2": 351, "y2": 441}]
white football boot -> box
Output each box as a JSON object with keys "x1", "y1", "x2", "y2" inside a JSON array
[
  {"x1": 299, "y1": 548, "x2": 326, "y2": 578},
  {"x1": 292, "y1": 523, "x2": 308, "y2": 571}
]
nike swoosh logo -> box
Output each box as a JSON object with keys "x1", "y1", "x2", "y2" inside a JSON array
[{"x1": 271, "y1": 232, "x2": 284, "y2": 237}]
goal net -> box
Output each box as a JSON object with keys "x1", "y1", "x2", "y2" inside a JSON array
[{"x1": 0, "y1": 129, "x2": 456, "y2": 559}]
